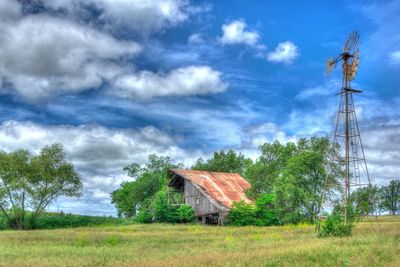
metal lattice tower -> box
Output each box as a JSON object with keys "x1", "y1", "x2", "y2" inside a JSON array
[{"x1": 324, "y1": 31, "x2": 371, "y2": 224}]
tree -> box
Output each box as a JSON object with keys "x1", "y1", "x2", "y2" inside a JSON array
[
  {"x1": 192, "y1": 149, "x2": 252, "y2": 175},
  {"x1": 379, "y1": 180, "x2": 400, "y2": 215},
  {"x1": 111, "y1": 154, "x2": 181, "y2": 217},
  {"x1": 351, "y1": 185, "x2": 379, "y2": 216},
  {"x1": 245, "y1": 141, "x2": 297, "y2": 198},
  {"x1": 245, "y1": 137, "x2": 340, "y2": 223},
  {"x1": 0, "y1": 144, "x2": 82, "y2": 229}
]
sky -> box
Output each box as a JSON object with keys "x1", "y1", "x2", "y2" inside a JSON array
[{"x1": 0, "y1": 0, "x2": 399, "y2": 216}]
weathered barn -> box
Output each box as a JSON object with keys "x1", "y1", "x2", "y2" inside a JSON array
[{"x1": 167, "y1": 169, "x2": 252, "y2": 224}]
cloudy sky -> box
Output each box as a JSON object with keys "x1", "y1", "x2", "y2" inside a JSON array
[{"x1": 0, "y1": 0, "x2": 399, "y2": 215}]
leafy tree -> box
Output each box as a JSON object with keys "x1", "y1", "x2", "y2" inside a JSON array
[
  {"x1": 192, "y1": 149, "x2": 252, "y2": 175},
  {"x1": 0, "y1": 144, "x2": 82, "y2": 229},
  {"x1": 245, "y1": 141, "x2": 296, "y2": 197},
  {"x1": 379, "y1": 180, "x2": 400, "y2": 215},
  {"x1": 351, "y1": 185, "x2": 379, "y2": 216},
  {"x1": 111, "y1": 154, "x2": 181, "y2": 217},
  {"x1": 246, "y1": 137, "x2": 340, "y2": 223}
]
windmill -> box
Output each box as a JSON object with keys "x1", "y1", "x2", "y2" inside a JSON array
[{"x1": 320, "y1": 31, "x2": 370, "y2": 225}]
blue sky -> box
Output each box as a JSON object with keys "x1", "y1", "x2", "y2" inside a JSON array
[{"x1": 0, "y1": 0, "x2": 399, "y2": 215}]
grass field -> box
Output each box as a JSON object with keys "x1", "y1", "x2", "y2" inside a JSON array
[{"x1": 0, "y1": 216, "x2": 399, "y2": 267}]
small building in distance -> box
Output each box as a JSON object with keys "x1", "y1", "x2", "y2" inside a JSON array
[{"x1": 167, "y1": 169, "x2": 252, "y2": 224}]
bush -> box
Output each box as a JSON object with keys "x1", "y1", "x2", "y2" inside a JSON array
[
  {"x1": 255, "y1": 194, "x2": 280, "y2": 226},
  {"x1": 134, "y1": 188, "x2": 195, "y2": 224},
  {"x1": 227, "y1": 194, "x2": 280, "y2": 226},
  {"x1": 319, "y1": 205, "x2": 357, "y2": 237},
  {"x1": 177, "y1": 205, "x2": 195, "y2": 223},
  {"x1": 151, "y1": 188, "x2": 179, "y2": 223},
  {"x1": 318, "y1": 213, "x2": 354, "y2": 237},
  {"x1": 227, "y1": 201, "x2": 257, "y2": 226},
  {"x1": 0, "y1": 212, "x2": 129, "y2": 230},
  {"x1": 135, "y1": 199, "x2": 153, "y2": 224}
]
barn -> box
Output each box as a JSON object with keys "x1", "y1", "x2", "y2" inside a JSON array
[{"x1": 167, "y1": 169, "x2": 252, "y2": 224}]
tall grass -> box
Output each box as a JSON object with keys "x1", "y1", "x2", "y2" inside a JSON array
[{"x1": 0, "y1": 216, "x2": 398, "y2": 266}]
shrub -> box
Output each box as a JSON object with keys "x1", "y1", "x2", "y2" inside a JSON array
[
  {"x1": 177, "y1": 205, "x2": 195, "y2": 223},
  {"x1": 135, "y1": 199, "x2": 153, "y2": 224},
  {"x1": 151, "y1": 188, "x2": 179, "y2": 223},
  {"x1": 227, "y1": 194, "x2": 280, "y2": 226},
  {"x1": 227, "y1": 201, "x2": 257, "y2": 226},
  {"x1": 319, "y1": 205, "x2": 357, "y2": 237},
  {"x1": 255, "y1": 194, "x2": 280, "y2": 226}
]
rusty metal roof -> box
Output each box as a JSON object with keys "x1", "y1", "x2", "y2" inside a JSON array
[{"x1": 168, "y1": 169, "x2": 252, "y2": 209}]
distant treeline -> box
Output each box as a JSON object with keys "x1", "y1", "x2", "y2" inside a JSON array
[{"x1": 0, "y1": 212, "x2": 130, "y2": 230}]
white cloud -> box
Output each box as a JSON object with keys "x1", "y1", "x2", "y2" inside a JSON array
[
  {"x1": 267, "y1": 41, "x2": 299, "y2": 64},
  {"x1": 362, "y1": 125, "x2": 400, "y2": 184},
  {"x1": 218, "y1": 19, "x2": 260, "y2": 47},
  {"x1": 188, "y1": 33, "x2": 204, "y2": 45},
  {"x1": 295, "y1": 79, "x2": 341, "y2": 101},
  {"x1": 0, "y1": 2, "x2": 224, "y2": 102},
  {"x1": 114, "y1": 65, "x2": 228, "y2": 99},
  {"x1": 390, "y1": 50, "x2": 400, "y2": 64},
  {"x1": 0, "y1": 11, "x2": 141, "y2": 101},
  {"x1": 43, "y1": 0, "x2": 205, "y2": 34},
  {"x1": 0, "y1": 120, "x2": 203, "y2": 215}
]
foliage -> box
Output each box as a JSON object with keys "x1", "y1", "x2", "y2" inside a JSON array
[
  {"x1": 245, "y1": 141, "x2": 297, "y2": 198},
  {"x1": 378, "y1": 180, "x2": 400, "y2": 215},
  {"x1": 254, "y1": 193, "x2": 279, "y2": 226},
  {"x1": 318, "y1": 204, "x2": 357, "y2": 237},
  {"x1": 151, "y1": 188, "x2": 179, "y2": 223},
  {"x1": 226, "y1": 201, "x2": 257, "y2": 226},
  {"x1": 245, "y1": 137, "x2": 340, "y2": 224},
  {"x1": 0, "y1": 144, "x2": 82, "y2": 229},
  {"x1": 111, "y1": 154, "x2": 180, "y2": 218},
  {"x1": 177, "y1": 204, "x2": 195, "y2": 223},
  {"x1": 135, "y1": 198, "x2": 153, "y2": 223},
  {"x1": 134, "y1": 188, "x2": 195, "y2": 224},
  {"x1": 0, "y1": 212, "x2": 129, "y2": 230},
  {"x1": 318, "y1": 213, "x2": 354, "y2": 237},
  {"x1": 192, "y1": 149, "x2": 252, "y2": 175},
  {"x1": 227, "y1": 194, "x2": 279, "y2": 226},
  {"x1": 351, "y1": 185, "x2": 379, "y2": 216}
]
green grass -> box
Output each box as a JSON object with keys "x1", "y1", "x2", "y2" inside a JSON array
[{"x1": 0, "y1": 216, "x2": 399, "y2": 267}]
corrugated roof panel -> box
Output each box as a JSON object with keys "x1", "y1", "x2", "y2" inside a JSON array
[{"x1": 168, "y1": 169, "x2": 252, "y2": 208}]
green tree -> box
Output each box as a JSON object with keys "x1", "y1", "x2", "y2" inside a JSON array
[
  {"x1": 379, "y1": 180, "x2": 400, "y2": 215},
  {"x1": 245, "y1": 141, "x2": 296, "y2": 198},
  {"x1": 351, "y1": 185, "x2": 379, "y2": 216},
  {"x1": 246, "y1": 137, "x2": 340, "y2": 223},
  {"x1": 0, "y1": 144, "x2": 82, "y2": 229},
  {"x1": 192, "y1": 149, "x2": 252, "y2": 175},
  {"x1": 111, "y1": 154, "x2": 180, "y2": 217}
]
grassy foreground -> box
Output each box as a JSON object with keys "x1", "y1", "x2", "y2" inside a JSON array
[{"x1": 0, "y1": 216, "x2": 399, "y2": 267}]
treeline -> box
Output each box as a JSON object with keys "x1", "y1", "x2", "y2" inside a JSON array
[
  {"x1": 0, "y1": 212, "x2": 127, "y2": 230},
  {"x1": 112, "y1": 137, "x2": 400, "y2": 226}
]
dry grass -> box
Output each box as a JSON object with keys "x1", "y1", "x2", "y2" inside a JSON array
[{"x1": 0, "y1": 216, "x2": 399, "y2": 267}]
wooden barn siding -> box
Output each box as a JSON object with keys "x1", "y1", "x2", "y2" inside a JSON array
[{"x1": 184, "y1": 180, "x2": 219, "y2": 215}]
